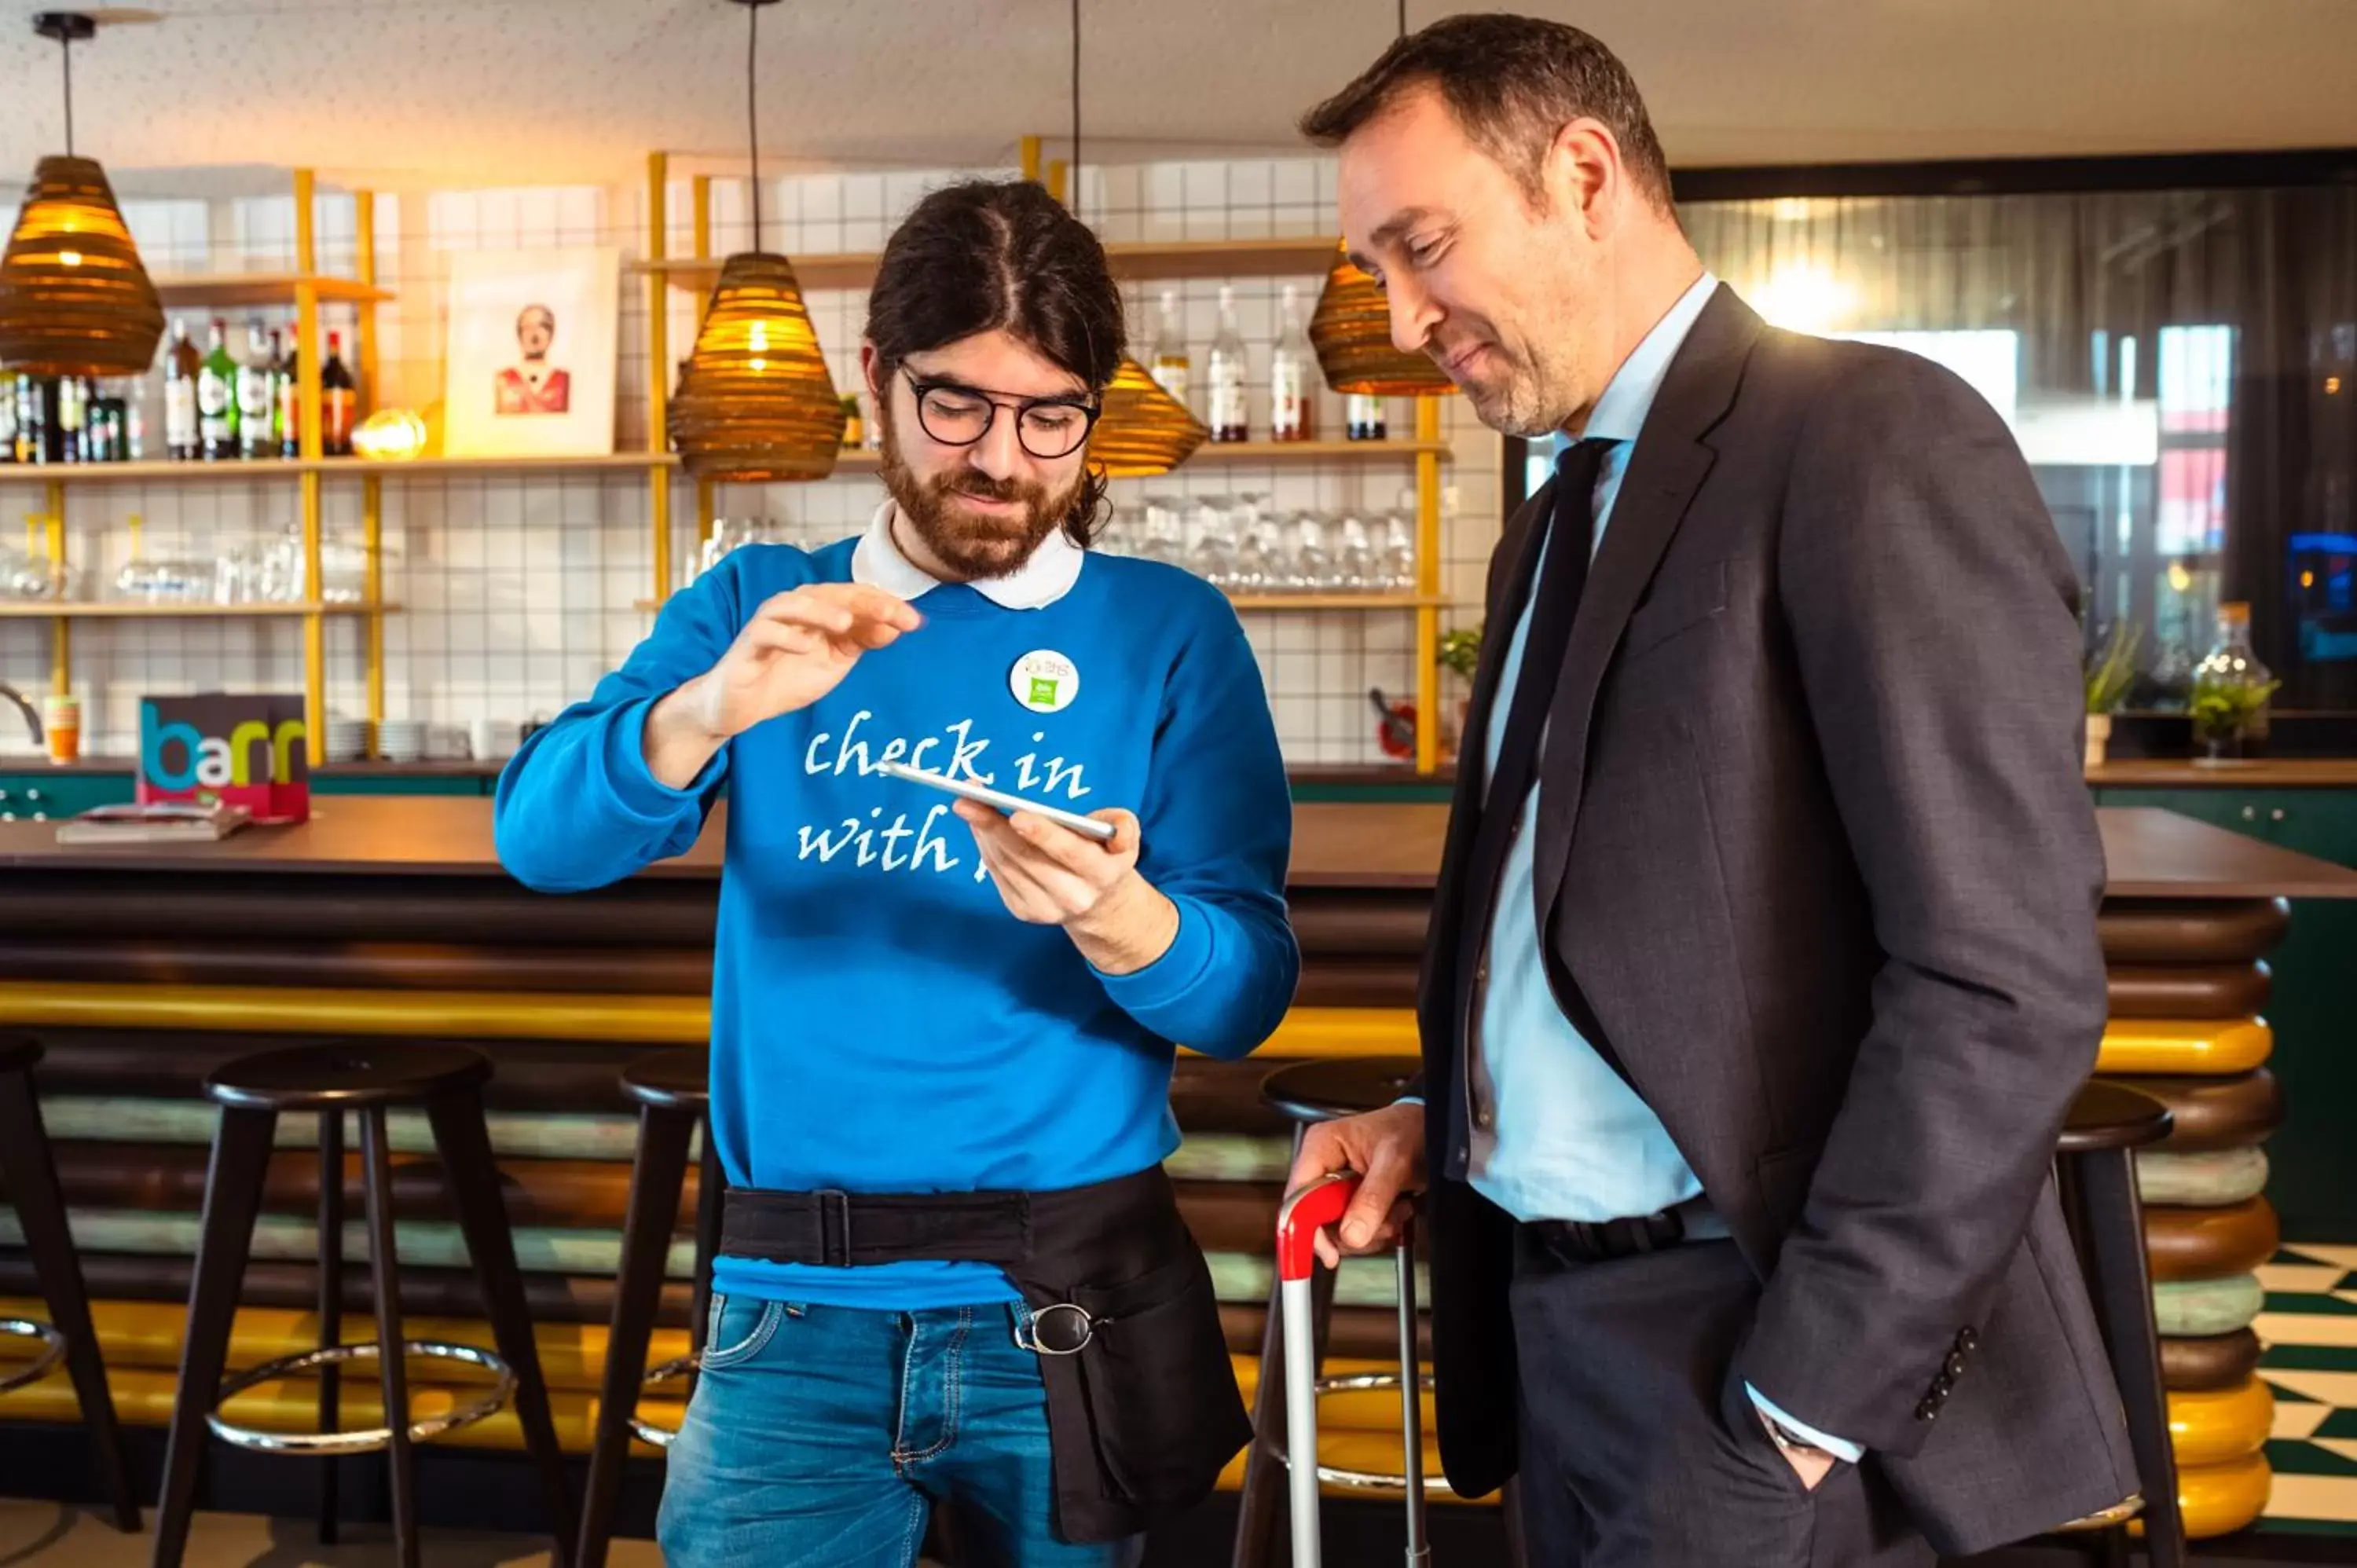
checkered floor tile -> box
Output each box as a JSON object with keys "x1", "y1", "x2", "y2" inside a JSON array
[{"x1": 2256, "y1": 1244, "x2": 2357, "y2": 1537}]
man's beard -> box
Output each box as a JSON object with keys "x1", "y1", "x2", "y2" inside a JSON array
[{"x1": 877, "y1": 408, "x2": 1083, "y2": 582}]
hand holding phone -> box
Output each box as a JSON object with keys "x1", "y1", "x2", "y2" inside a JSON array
[{"x1": 875, "y1": 760, "x2": 1120, "y2": 843}]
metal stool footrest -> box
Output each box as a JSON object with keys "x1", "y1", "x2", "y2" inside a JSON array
[
  {"x1": 1270, "y1": 1370, "x2": 1440, "y2": 1493},
  {"x1": 207, "y1": 1339, "x2": 515, "y2": 1455},
  {"x1": 0, "y1": 1317, "x2": 68, "y2": 1396},
  {"x1": 627, "y1": 1351, "x2": 701, "y2": 1449},
  {"x1": 2058, "y1": 1496, "x2": 2146, "y2": 1531}
]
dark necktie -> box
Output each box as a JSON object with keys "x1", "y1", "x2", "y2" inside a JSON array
[
  {"x1": 1450, "y1": 435, "x2": 1624, "y2": 1096},
  {"x1": 1452, "y1": 437, "x2": 1614, "y2": 1011},
  {"x1": 1482, "y1": 435, "x2": 1615, "y2": 821}
]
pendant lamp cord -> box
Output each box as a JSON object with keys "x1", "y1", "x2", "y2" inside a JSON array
[
  {"x1": 1069, "y1": 0, "x2": 1080, "y2": 207},
  {"x1": 60, "y1": 31, "x2": 75, "y2": 157},
  {"x1": 746, "y1": 0, "x2": 762, "y2": 248}
]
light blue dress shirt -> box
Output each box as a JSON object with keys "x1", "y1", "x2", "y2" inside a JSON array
[{"x1": 1464, "y1": 272, "x2": 1862, "y2": 1463}]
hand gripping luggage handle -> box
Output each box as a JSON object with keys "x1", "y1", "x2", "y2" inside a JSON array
[{"x1": 1275, "y1": 1172, "x2": 1429, "y2": 1566}]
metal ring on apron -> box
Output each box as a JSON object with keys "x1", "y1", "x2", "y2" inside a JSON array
[{"x1": 1015, "y1": 1301, "x2": 1102, "y2": 1357}]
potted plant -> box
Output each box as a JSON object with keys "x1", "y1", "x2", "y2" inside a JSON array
[
  {"x1": 2082, "y1": 619, "x2": 2141, "y2": 770},
  {"x1": 2190, "y1": 674, "x2": 2280, "y2": 764},
  {"x1": 1440, "y1": 626, "x2": 1482, "y2": 753}
]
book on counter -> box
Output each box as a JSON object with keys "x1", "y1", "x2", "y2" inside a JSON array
[{"x1": 53, "y1": 800, "x2": 253, "y2": 844}]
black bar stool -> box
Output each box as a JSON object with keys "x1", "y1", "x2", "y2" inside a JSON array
[
  {"x1": 577, "y1": 1046, "x2": 721, "y2": 1568},
  {"x1": 0, "y1": 1033, "x2": 141, "y2": 1530},
  {"x1": 2055, "y1": 1080, "x2": 2185, "y2": 1568},
  {"x1": 149, "y1": 1042, "x2": 576, "y2": 1568},
  {"x1": 1232, "y1": 1058, "x2": 1527, "y2": 1568}
]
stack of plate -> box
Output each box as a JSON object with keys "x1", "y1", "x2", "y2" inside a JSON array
[
  {"x1": 324, "y1": 718, "x2": 371, "y2": 764},
  {"x1": 379, "y1": 719, "x2": 427, "y2": 764}
]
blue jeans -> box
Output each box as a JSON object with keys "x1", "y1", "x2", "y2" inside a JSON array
[{"x1": 656, "y1": 1293, "x2": 1147, "y2": 1568}]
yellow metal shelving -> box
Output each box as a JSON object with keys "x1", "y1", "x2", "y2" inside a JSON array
[{"x1": 13, "y1": 167, "x2": 397, "y2": 765}]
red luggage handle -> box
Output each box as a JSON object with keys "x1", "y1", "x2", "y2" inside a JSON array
[{"x1": 1277, "y1": 1171, "x2": 1360, "y2": 1284}]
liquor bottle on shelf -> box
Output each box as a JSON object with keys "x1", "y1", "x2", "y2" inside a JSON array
[
  {"x1": 15, "y1": 376, "x2": 52, "y2": 464},
  {"x1": 1206, "y1": 285, "x2": 1249, "y2": 443},
  {"x1": 198, "y1": 318, "x2": 238, "y2": 461},
  {"x1": 86, "y1": 391, "x2": 122, "y2": 463},
  {"x1": 274, "y1": 331, "x2": 301, "y2": 459},
  {"x1": 120, "y1": 376, "x2": 146, "y2": 461},
  {"x1": 1149, "y1": 289, "x2": 1190, "y2": 411},
  {"x1": 237, "y1": 319, "x2": 277, "y2": 460},
  {"x1": 55, "y1": 376, "x2": 87, "y2": 464},
  {"x1": 163, "y1": 319, "x2": 201, "y2": 462},
  {"x1": 1269, "y1": 284, "x2": 1314, "y2": 442},
  {"x1": 1346, "y1": 392, "x2": 1387, "y2": 441},
  {"x1": 0, "y1": 373, "x2": 15, "y2": 464},
  {"x1": 321, "y1": 332, "x2": 357, "y2": 457}
]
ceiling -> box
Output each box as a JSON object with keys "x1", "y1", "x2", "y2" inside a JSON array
[{"x1": 2, "y1": 0, "x2": 2354, "y2": 195}]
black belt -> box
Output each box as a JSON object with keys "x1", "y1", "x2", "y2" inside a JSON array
[
  {"x1": 720, "y1": 1185, "x2": 1033, "y2": 1270},
  {"x1": 1518, "y1": 1195, "x2": 1728, "y2": 1269}
]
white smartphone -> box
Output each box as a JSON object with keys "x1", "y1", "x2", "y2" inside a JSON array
[{"x1": 875, "y1": 760, "x2": 1120, "y2": 844}]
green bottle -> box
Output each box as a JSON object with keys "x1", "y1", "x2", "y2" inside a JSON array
[{"x1": 198, "y1": 317, "x2": 240, "y2": 462}]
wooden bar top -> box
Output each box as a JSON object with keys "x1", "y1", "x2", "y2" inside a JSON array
[
  {"x1": 3, "y1": 797, "x2": 2354, "y2": 899},
  {"x1": 2087, "y1": 757, "x2": 2357, "y2": 789}
]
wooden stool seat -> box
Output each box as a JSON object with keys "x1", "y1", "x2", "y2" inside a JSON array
[
  {"x1": 2059, "y1": 1080, "x2": 2176, "y2": 1152},
  {"x1": 620, "y1": 1049, "x2": 712, "y2": 1112},
  {"x1": 206, "y1": 1042, "x2": 490, "y2": 1111},
  {"x1": 1261, "y1": 1058, "x2": 1419, "y2": 1126}
]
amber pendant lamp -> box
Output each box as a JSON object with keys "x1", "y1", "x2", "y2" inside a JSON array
[
  {"x1": 667, "y1": 0, "x2": 845, "y2": 481},
  {"x1": 1307, "y1": 0, "x2": 1453, "y2": 397},
  {"x1": 0, "y1": 12, "x2": 166, "y2": 379},
  {"x1": 1056, "y1": 0, "x2": 1203, "y2": 476}
]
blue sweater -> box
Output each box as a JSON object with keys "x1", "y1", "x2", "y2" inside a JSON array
[{"x1": 494, "y1": 537, "x2": 1299, "y2": 1309}]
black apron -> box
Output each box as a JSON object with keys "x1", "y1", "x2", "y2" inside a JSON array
[{"x1": 718, "y1": 1166, "x2": 1250, "y2": 1544}]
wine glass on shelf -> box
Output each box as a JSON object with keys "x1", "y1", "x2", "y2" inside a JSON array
[
  {"x1": 1381, "y1": 510, "x2": 1417, "y2": 592},
  {"x1": 1232, "y1": 517, "x2": 1287, "y2": 596},
  {"x1": 1139, "y1": 494, "x2": 1187, "y2": 566},
  {"x1": 1336, "y1": 511, "x2": 1379, "y2": 593},
  {"x1": 1097, "y1": 507, "x2": 1144, "y2": 558},
  {"x1": 1186, "y1": 495, "x2": 1240, "y2": 589},
  {"x1": 1291, "y1": 511, "x2": 1336, "y2": 593}
]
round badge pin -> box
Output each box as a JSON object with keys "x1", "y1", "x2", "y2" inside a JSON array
[{"x1": 1010, "y1": 650, "x2": 1080, "y2": 714}]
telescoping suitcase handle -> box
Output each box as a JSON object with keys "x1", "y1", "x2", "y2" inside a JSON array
[{"x1": 1275, "y1": 1171, "x2": 1429, "y2": 1567}]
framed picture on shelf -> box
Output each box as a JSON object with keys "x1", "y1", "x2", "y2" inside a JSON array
[{"x1": 442, "y1": 247, "x2": 621, "y2": 458}]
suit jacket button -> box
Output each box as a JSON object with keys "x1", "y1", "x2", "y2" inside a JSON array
[
  {"x1": 1956, "y1": 1328, "x2": 1979, "y2": 1353},
  {"x1": 1945, "y1": 1352, "x2": 1967, "y2": 1379},
  {"x1": 1932, "y1": 1374, "x2": 1953, "y2": 1398},
  {"x1": 1916, "y1": 1398, "x2": 1938, "y2": 1422}
]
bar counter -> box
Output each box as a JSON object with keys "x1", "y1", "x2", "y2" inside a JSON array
[{"x1": 2, "y1": 798, "x2": 2352, "y2": 1537}]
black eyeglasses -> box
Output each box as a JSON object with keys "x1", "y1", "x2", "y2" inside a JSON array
[{"x1": 901, "y1": 368, "x2": 1102, "y2": 460}]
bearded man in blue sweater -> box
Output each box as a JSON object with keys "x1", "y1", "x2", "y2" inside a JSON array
[{"x1": 496, "y1": 180, "x2": 1299, "y2": 1567}]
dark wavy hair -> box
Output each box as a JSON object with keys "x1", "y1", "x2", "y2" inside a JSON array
[
  {"x1": 1299, "y1": 14, "x2": 1673, "y2": 216},
  {"x1": 865, "y1": 180, "x2": 1125, "y2": 548}
]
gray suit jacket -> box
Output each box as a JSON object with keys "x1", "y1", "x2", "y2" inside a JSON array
[{"x1": 1417, "y1": 284, "x2": 2141, "y2": 1556}]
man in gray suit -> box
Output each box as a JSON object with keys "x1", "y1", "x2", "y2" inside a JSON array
[{"x1": 1288, "y1": 16, "x2": 2140, "y2": 1565}]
